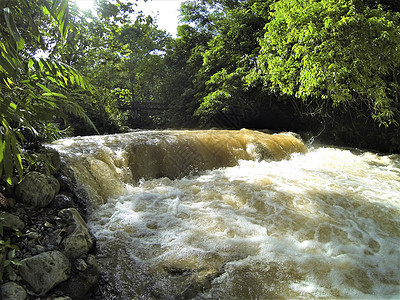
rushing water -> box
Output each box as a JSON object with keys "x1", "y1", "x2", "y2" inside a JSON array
[{"x1": 51, "y1": 130, "x2": 400, "y2": 299}]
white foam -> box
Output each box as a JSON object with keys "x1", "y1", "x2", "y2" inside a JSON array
[{"x1": 87, "y1": 146, "x2": 400, "y2": 298}]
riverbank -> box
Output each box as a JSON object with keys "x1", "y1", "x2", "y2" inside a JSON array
[{"x1": 0, "y1": 148, "x2": 102, "y2": 299}]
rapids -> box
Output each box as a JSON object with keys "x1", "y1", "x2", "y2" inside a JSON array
[{"x1": 51, "y1": 129, "x2": 400, "y2": 299}]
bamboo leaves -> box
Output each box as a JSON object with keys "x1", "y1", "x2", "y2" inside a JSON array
[
  {"x1": 0, "y1": 121, "x2": 23, "y2": 185},
  {"x1": 0, "y1": 0, "x2": 95, "y2": 184},
  {"x1": 3, "y1": 8, "x2": 25, "y2": 51}
]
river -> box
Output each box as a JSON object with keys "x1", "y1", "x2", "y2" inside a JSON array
[{"x1": 51, "y1": 129, "x2": 400, "y2": 299}]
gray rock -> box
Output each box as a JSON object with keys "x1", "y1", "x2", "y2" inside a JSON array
[
  {"x1": 74, "y1": 258, "x2": 87, "y2": 272},
  {"x1": 51, "y1": 194, "x2": 73, "y2": 209},
  {"x1": 42, "y1": 229, "x2": 67, "y2": 251},
  {"x1": 12, "y1": 207, "x2": 26, "y2": 220},
  {"x1": 1, "y1": 282, "x2": 27, "y2": 300},
  {"x1": 15, "y1": 172, "x2": 60, "y2": 208},
  {"x1": 19, "y1": 250, "x2": 71, "y2": 296},
  {"x1": 58, "y1": 208, "x2": 93, "y2": 260},
  {"x1": 0, "y1": 211, "x2": 24, "y2": 230},
  {"x1": 59, "y1": 254, "x2": 99, "y2": 299},
  {"x1": 26, "y1": 231, "x2": 39, "y2": 240},
  {"x1": 32, "y1": 245, "x2": 46, "y2": 255}
]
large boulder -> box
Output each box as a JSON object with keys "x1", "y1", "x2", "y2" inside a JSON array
[
  {"x1": 19, "y1": 250, "x2": 71, "y2": 296},
  {"x1": 15, "y1": 171, "x2": 60, "y2": 208},
  {"x1": 58, "y1": 208, "x2": 94, "y2": 260},
  {"x1": 1, "y1": 282, "x2": 27, "y2": 300}
]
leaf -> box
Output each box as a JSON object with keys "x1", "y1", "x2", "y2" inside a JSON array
[
  {"x1": 10, "y1": 259, "x2": 22, "y2": 266},
  {"x1": 36, "y1": 83, "x2": 51, "y2": 93},
  {"x1": 38, "y1": 59, "x2": 44, "y2": 71},
  {"x1": 0, "y1": 134, "x2": 4, "y2": 162},
  {"x1": 42, "y1": 92, "x2": 67, "y2": 99},
  {"x1": 46, "y1": 75, "x2": 58, "y2": 84},
  {"x1": 4, "y1": 131, "x2": 13, "y2": 185},
  {"x1": 19, "y1": 1, "x2": 44, "y2": 47},
  {"x1": 69, "y1": 74, "x2": 75, "y2": 85},
  {"x1": 0, "y1": 134, "x2": 4, "y2": 179},
  {"x1": 10, "y1": 133, "x2": 22, "y2": 181},
  {"x1": 46, "y1": 61, "x2": 54, "y2": 73},
  {"x1": 0, "y1": 50, "x2": 17, "y2": 78},
  {"x1": 3, "y1": 7, "x2": 24, "y2": 50},
  {"x1": 28, "y1": 59, "x2": 34, "y2": 68},
  {"x1": 45, "y1": 0, "x2": 71, "y2": 40},
  {"x1": 7, "y1": 249, "x2": 15, "y2": 260},
  {"x1": 9, "y1": 102, "x2": 17, "y2": 110},
  {"x1": 38, "y1": 98, "x2": 59, "y2": 108}
]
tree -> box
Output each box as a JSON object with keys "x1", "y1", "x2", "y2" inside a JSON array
[
  {"x1": 47, "y1": 0, "x2": 172, "y2": 131},
  {"x1": 160, "y1": 24, "x2": 211, "y2": 127},
  {"x1": 176, "y1": 0, "x2": 278, "y2": 127},
  {"x1": 0, "y1": 0, "x2": 93, "y2": 184},
  {"x1": 258, "y1": 0, "x2": 400, "y2": 126}
]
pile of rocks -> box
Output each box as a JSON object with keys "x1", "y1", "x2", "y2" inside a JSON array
[{"x1": 0, "y1": 149, "x2": 101, "y2": 299}]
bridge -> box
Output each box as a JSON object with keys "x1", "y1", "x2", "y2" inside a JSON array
[{"x1": 119, "y1": 102, "x2": 169, "y2": 111}]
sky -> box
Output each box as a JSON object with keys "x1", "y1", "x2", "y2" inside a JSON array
[{"x1": 75, "y1": 0, "x2": 186, "y2": 37}]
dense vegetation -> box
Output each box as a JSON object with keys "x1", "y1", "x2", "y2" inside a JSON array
[{"x1": 1, "y1": 0, "x2": 400, "y2": 185}]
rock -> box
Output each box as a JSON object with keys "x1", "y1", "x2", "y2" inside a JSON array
[
  {"x1": 1, "y1": 282, "x2": 27, "y2": 300},
  {"x1": 26, "y1": 231, "x2": 39, "y2": 240},
  {"x1": 42, "y1": 229, "x2": 65, "y2": 249},
  {"x1": 12, "y1": 207, "x2": 26, "y2": 220},
  {"x1": 15, "y1": 172, "x2": 60, "y2": 208},
  {"x1": 59, "y1": 254, "x2": 99, "y2": 299},
  {"x1": 58, "y1": 208, "x2": 94, "y2": 260},
  {"x1": 0, "y1": 211, "x2": 24, "y2": 230},
  {"x1": 19, "y1": 250, "x2": 71, "y2": 296},
  {"x1": 51, "y1": 194, "x2": 74, "y2": 209},
  {"x1": 31, "y1": 245, "x2": 46, "y2": 255},
  {"x1": 44, "y1": 221, "x2": 54, "y2": 228},
  {"x1": 74, "y1": 258, "x2": 87, "y2": 272}
]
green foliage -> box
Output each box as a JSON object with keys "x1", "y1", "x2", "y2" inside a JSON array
[
  {"x1": 0, "y1": 0, "x2": 397, "y2": 155},
  {"x1": 188, "y1": 0, "x2": 273, "y2": 124},
  {"x1": 259, "y1": 0, "x2": 400, "y2": 126},
  {"x1": 159, "y1": 23, "x2": 212, "y2": 127},
  {"x1": 52, "y1": 3, "x2": 173, "y2": 131},
  {"x1": 0, "y1": 241, "x2": 21, "y2": 282},
  {"x1": 0, "y1": 0, "x2": 95, "y2": 184},
  {"x1": 107, "y1": 88, "x2": 132, "y2": 126},
  {"x1": 0, "y1": 122, "x2": 23, "y2": 185},
  {"x1": 0, "y1": 219, "x2": 21, "y2": 282}
]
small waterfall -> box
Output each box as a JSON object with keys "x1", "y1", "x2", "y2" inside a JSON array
[
  {"x1": 51, "y1": 129, "x2": 307, "y2": 208},
  {"x1": 51, "y1": 130, "x2": 400, "y2": 299}
]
